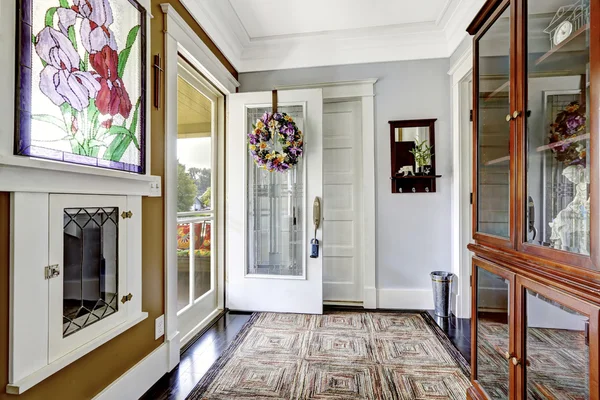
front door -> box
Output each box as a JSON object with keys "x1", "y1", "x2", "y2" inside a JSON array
[{"x1": 227, "y1": 89, "x2": 323, "y2": 314}]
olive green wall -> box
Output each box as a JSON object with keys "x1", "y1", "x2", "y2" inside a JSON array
[{"x1": 0, "y1": 1, "x2": 235, "y2": 398}]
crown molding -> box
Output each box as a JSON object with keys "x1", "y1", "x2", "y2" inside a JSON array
[{"x1": 182, "y1": 0, "x2": 487, "y2": 72}]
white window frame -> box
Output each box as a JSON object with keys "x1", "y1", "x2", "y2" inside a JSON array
[{"x1": 161, "y1": 3, "x2": 239, "y2": 370}]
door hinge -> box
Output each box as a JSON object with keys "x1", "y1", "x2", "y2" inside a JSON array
[
  {"x1": 470, "y1": 275, "x2": 472, "y2": 287},
  {"x1": 121, "y1": 293, "x2": 133, "y2": 304},
  {"x1": 469, "y1": 109, "x2": 473, "y2": 122},
  {"x1": 121, "y1": 210, "x2": 133, "y2": 219},
  {"x1": 45, "y1": 264, "x2": 60, "y2": 280},
  {"x1": 470, "y1": 192, "x2": 473, "y2": 205}
]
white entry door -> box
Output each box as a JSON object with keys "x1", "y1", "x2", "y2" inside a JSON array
[
  {"x1": 322, "y1": 101, "x2": 363, "y2": 303},
  {"x1": 227, "y1": 89, "x2": 323, "y2": 314}
]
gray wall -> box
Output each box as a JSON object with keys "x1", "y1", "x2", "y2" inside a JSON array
[{"x1": 239, "y1": 59, "x2": 452, "y2": 294}]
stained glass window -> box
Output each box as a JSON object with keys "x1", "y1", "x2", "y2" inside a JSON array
[{"x1": 16, "y1": 0, "x2": 147, "y2": 173}]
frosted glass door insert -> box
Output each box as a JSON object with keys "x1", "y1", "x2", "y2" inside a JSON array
[{"x1": 247, "y1": 105, "x2": 305, "y2": 277}]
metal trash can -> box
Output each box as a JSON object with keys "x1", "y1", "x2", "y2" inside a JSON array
[{"x1": 430, "y1": 271, "x2": 454, "y2": 317}]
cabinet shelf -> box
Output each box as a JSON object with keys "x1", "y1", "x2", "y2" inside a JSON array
[
  {"x1": 392, "y1": 175, "x2": 442, "y2": 179},
  {"x1": 484, "y1": 155, "x2": 510, "y2": 166},
  {"x1": 535, "y1": 24, "x2": 589, "y2": 66},
  {"x1": 536, "y1": 133, "x2": 590, "y2": 152}
]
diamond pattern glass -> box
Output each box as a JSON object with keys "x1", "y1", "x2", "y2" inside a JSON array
[{"x1": 63, "y1": 207, "x2": 119, "y2": 337}]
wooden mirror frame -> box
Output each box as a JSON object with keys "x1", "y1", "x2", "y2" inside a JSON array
[{"x1": 389, "y1": 118, "x2": 440, "y2": 193}]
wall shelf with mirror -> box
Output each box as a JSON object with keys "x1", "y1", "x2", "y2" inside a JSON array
[
  {"x1": 467, "y1": 0, "x2": 600, "y2": 398},
  {"x1": 389, "y1": 119, "x2": 441, "y2": 193}
]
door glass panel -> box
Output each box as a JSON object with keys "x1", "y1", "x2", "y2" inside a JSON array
[
  {"x1": 525, "y1": 0, "x2": 590, "y2": 255},
  {"x1": 247, "y1": 105, "x2": 304, "y2": 276},
  {"x1": 477, "y1": 6, "x2": 511, "y2": 237},
  {"x1": 476, "y1": 267, "x2": 510, "y2": 399},
  {"x1": 176, "y1": 59, "x2": 214, "y2": 312},
  {"x1": 525, "y1": 289, "x2": 589, "y2": 399},
  {"x1": 63, "y1": 207, "x2": 119, "y2": 337}
]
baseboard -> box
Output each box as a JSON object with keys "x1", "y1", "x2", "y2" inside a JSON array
[
  {"x1": 93, "y1": 343, "x2": 168, "y2": 400},
  {"x1": 377, "y1": 288, "x2": 434, "y2": 310},
  {"x1": 363, "y1": 287, "x2": 377, "y2": 309}
]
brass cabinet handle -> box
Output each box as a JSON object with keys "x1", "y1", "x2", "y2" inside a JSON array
[
  {"x1": 512, "y1": 357, "x2": 522, "y2": 366},
  {"x1": 504, "y1": 351, "x2": 514, "y2": 360},
  {"x1": 505, "y1": 114, "x2": 512, "y2": 122},
  {"x1": 513, "y1": 110, "x2": 522, "y2": 119}
]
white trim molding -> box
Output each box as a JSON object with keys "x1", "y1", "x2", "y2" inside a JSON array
[
  {"x1": 161, "y1": 4, "x2": 240, "y2": 94},
  {"x1": 278, "y1": 80, "x2": 377, "y2": 309},
  {"x1": 377, "y1": 289, "x2": 435, "y2": 310},
  {"x1": 93, "y1": 343, "x2": 168, "y2": 400},
  {"x1": 179, "y1": 0, "x2": 486, "y2": 72},
  {"x1": 449, "y1": 40, "x2": 473, "y2": 318}
]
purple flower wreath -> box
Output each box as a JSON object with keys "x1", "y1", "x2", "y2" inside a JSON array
[
  {"x1": 247, "y1": 112, "x2": 304, "y2": 173},
  {"x1": 548, "y1": 101, "x2": 587, "y2": 167}
]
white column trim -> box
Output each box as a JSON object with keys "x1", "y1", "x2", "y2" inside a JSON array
[
  {"x1": 449, "y1": 41, "x2": 473, "y2": 318},
  {"x1": 277, "y1": 80, "x2": 378, "y2": 309}
]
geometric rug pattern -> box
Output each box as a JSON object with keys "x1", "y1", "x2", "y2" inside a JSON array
[
  {"x1": 187, "y1": 311, "x2": 471, "y2": 399},
  {"x1": 477, "y1": 318, "x2": 589, "y2": 399}
]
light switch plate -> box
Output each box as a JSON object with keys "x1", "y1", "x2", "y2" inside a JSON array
[{"x1": 155, "y1": 314, "x2": 165, "y2": 340}]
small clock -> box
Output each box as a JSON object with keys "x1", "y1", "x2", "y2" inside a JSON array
[{"x1": 553, "y1": 20, "x2": 573, "y2": 46}]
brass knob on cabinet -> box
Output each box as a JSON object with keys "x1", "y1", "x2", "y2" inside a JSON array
[
  {"x1": 505, "y1": 114, "x2": 512, "y2": 122},
  {"x1": 512, "y1": 357, "x2": 522, "y2": 366},
  {"x1": 513, "y1": 110, "x2": 522, "y2": 119},
  {"x1": 504, "y1": 351, "x2": 515, "y2": 360}
]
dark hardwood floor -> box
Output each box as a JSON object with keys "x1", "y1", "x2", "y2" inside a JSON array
[
  {"x1": 427, "y1": 310, "x2": 472, "y2": 364},
  {"x1": 141, "y1": 310, "x2": 471, "y2": 399},
  {"x1": 141, "y1": 312, "x2": 252, "y2": 400}
]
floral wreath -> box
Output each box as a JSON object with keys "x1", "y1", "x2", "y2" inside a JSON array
[
  {"x1": 247, "y1": 112, "x2": 303, "y2": 173},
  {"x1": 548, "y1": 101, "x2": 587, "y2": 167}
]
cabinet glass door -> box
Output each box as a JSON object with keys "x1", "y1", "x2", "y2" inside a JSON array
[
  {"x1": 524, "y1": 0, "x2": 592, "y2": 259},
  {"x1": 475, "y1": 4, "x2": 513, "y2": 240},
  {"x1": 473, "y1": 261, "x2": 515, "y2": 399},
  {"x1": 519, "y1": 277, "x2": 598, "y2": 399}
]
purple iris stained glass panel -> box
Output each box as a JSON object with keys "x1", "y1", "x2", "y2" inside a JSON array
[{"x1": 16, "y1": 0, "x2": 146, "y2": 173}]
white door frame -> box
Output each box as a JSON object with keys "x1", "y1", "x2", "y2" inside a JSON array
[
  {"x1": 449, "y1": 44, "x2": 474, "y2": 319},
  {"x1": 277, "y1": 80, "x2": 378, "y2": 309},
  {"x1": 161, "y1": 3, "x2": 239, "y2": 371}
]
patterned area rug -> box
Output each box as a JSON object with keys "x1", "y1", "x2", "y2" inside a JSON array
[{"x1": 187, "y1": 311, "x2": 471, "y2": 399}]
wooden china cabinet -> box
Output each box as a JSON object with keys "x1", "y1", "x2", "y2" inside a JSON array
[{"x1": 467, "y1": 0, "x2": 600, "y2": 399}]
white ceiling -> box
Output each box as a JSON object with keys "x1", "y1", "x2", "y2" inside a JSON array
[{"x1": 181, "y1": 0, "x2": 487, "y2": 72}]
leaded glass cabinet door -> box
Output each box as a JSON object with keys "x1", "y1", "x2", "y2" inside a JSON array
[
  {"x1": 226, "y1": 89, "x2": 323, "y2": 314},
  {"x1": 48, "y1": 194, "x2": 128, "y2": 362},
  {"x1": 521, "y1": 0, "x2": 598, "y2": 270},
  {"x1": 472, "y1": 258, "x2": 516, "y2": 400},
  {"x1": 474, "y1": 1, "x2": 515, "y2": 247}
]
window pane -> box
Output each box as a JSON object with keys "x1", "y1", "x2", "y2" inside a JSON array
[
  {"x1": 63, "y1": 207, "x2": 119, "y2": 337},
  {"x1": 247, "y1": 105, "x2": 304, "y2": 277},
  {"x1": 177, "y1": 75, "x2": 213, "y2": 212},
  {"x1": 525, "y1": 289, "x2": 589, "y2": 399},
  {"x1": 477, "y1": 6, "x2": 511, "y2": 237},
  {"x1": 525, "y1": 0, "x2": 590, "y2": 255},
  {"x1": 476, "y1": 267, "x2": 510, "y2": 399},
  {"x1": 177, "y1": 221, "x2": 191, "y2": 312},
  {"x1": 194, "y1": 220, "x2": 212, "y2": 300}
]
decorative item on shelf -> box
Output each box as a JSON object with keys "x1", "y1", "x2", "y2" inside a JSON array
[
  {"x1": 544, "y1": 0, "x2": 589, "y2": 48},
  {"x1": 398, "y1": 165, "x2": 414, "y2": 176},
  {"x1": 409, "y1": 139, "x2": 434, "y2": 176},
  {"x1": 16, "y1": 0, "x2": 147, "y2": 173},
  {"x1": 548, "y1": 101, "x2": 587, "y2": 166},
  {"x1": 423, "y1": 165, "x2": 431, "y2": 175},
  {"x1": 247, "y1": 90, "x2": 303, "y2": 173}
]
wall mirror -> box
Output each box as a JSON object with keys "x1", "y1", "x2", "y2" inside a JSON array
[{"x1": 389, "y1": 119, "x2": 440, "y2": 193}]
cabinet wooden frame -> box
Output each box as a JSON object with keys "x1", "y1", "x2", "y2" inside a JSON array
[
  {"x1": 515, "y1": 274, "x2": 600, "y2": 399},
  {"x1": 470, "y1": 256, "x2": 517, "y2": 400},
  {"x1": 514, "y1": 0, "x2": 600, "y2": 271},
  {"x1": 470, "y1": 0, "x2": 600, "y2": 274},
  {"x1": 470, "y1": 0, "x2": 518, "y2": 251}
]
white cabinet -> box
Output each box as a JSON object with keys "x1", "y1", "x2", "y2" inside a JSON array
[{"x1": 8, "y1": 193, "x2": 146, "y2": 394}]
